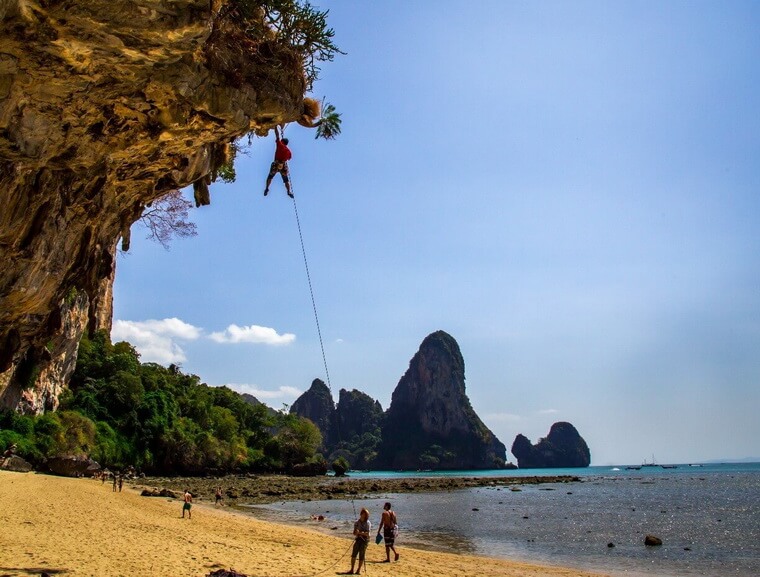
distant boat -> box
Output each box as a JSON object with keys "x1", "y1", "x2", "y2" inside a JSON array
[
  {"x1": 611, "y1": 467, "x2": 621, "y2": 471},
  {"x1": 661, "y1": 465, "x2": 677, "y2": 469},
  {"x1": 641, "y1": 455, "x2": 658, "y2": 467},
  {"x1": 625, "y1": 466, "x2": 641, "y2": 470}
]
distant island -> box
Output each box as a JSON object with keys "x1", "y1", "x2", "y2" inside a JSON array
[{"x1": 511, "y1": 422, "x2": 591, "y2": 468}]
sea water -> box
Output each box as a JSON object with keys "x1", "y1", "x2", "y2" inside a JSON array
[{"x1": 242, "y1": 463, "x2": 760, "y2": 577}]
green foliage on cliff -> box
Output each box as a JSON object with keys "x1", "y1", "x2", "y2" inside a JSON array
[
  {"x1": 0, "y1": 331, "x2": 323, "y2": 475},
  {"x1": 235, "y1": 0, "x2": 343, "y2": 90}
]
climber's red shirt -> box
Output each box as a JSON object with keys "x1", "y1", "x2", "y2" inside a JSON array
[{"x1": 275, "y1": 140, "x2": 292, "y2": 162}]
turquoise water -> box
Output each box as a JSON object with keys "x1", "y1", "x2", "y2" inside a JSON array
[{"x1": 245, "y1": 463, "x2": 760, "y2": 577}]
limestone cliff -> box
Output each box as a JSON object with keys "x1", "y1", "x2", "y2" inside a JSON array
[
  {"x1": 289, "y1": 382, "x2": 384, "y2": 467},
  {"x1": 0, "y1": 1, "x2": 309, "y2": 413},
  {"x1": 289, "y1": 379, "x2": 336, "y2": 449},
  {"x1": 511, "y1": 421, "x2": 591, "y2": 468},
  {"x1": 378, "y1": 330, "x2": 507, "y2": 470}
]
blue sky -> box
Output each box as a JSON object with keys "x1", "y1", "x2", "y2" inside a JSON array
[{"x1": 113, "y1": 1, "x2": 760, "y2": 466}]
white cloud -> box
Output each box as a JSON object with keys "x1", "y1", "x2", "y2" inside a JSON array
[
  {"x1": 538, "y1": 408, "x2": 559, "y2": 415},
  {"x1": 484, "y1": 412, "x2": 523, "y2": 423},
  {"x1": 209, "y1": 324, "x2": 295, "y2": 345},
  {"x1": 112, "y1": 318, "x2": 202, "y2": 365},
  {"x1": 225, "y1": 384, "x2": 303, "y2": 401}
]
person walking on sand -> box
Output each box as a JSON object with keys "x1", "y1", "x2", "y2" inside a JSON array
[
  {"x1": 112, "y1": 473, "x2": 117, "y2": 492},
  {"x1": 182, "y1": 489, "x2": 193, "y2": 519},
  {"x1": 377, "y1": 501, "x2": 400, "y2": 562},
  {"x1": 118, "y1": 475, "x2": 123, "y2": 492},
  {"x1": 345, "y1": 508, "x2": 371, "y2": 575},
  {"x1": 263, "y1": 125, "x2": 293, "y2": 198},
  {"x1": 215, "y1": 486, "x2": 223, "y2": 507}
]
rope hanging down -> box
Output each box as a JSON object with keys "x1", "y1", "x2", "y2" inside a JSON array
[{"x1": 289, "y1": 178, "x2": 332, "y2": 393}]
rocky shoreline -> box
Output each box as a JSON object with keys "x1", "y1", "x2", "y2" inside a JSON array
[{"x1": 138, "y1": 473, "x2": 581, "y2": 505}]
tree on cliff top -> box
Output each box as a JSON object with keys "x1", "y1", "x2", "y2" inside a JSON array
[{"x1": 233, "y1": 0, "x2": 344, "y2": 90}]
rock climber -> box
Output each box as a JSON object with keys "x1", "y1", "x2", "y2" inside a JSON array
[{"x1": 264, "y1": 125, "x2": 293, "y2": 198}]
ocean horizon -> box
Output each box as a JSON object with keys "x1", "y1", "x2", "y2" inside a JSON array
[{"x1": 243, "y1": 462, "x2": 760, "y2": 577}]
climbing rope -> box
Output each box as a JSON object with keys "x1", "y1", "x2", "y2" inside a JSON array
[{"x1": 288, "y1": 173, "x2": 333, "y2": 394}]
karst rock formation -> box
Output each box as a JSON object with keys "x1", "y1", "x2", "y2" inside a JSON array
[
  {"x1": 378, "y1": 330, "x2": 507, "y2": 469},
  {"x1": 511, "y1": 421, "x2": 591, "y2": 468},
  {"x1": 289, "y1": 379, "x2": 337, "y2": 449},
  {"x1": 0, "y1": 1, "x2": 309, "y2": 413}
]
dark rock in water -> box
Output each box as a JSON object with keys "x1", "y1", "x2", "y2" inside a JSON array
[
  {"x1": 645, "y1": 534, "x2": 663, "y2": 546},
  {"x1": 607, "y1": 542, "x2": 615, "y2": 548},
  {"x1": 511, "y1": 422, "x2": 591, "y2": 468},
  {"x1": 377, "y1": 330, "x2": 507, "y2": 470},
  {"x1": 1, "y1": 454, "x2": 33, "y2": 472},
  {"x1": 46, "y1": 455, "x2": 100, "y2": 477}
]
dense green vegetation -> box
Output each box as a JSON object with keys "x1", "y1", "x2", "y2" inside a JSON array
[{"x1": 0, "y1": 331, "x2": 324, "y2": 475}]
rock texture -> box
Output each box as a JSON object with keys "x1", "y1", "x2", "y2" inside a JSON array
[
  {"x1": 377, "y1": 330, "x2": 507, "y2": 470},
  {"x1": 290, "y1": 379, "x2": 336, "y2": 449},
  {"x1": 0, "y1": 454, "x2": 33, "y2": 472},
  {"x1": 334, "y1": 388, "x2": 383, "y2": 449},
  {"x1": 0, "y1": 1, "x2": 307, "y2": 413},
  {"x1": 45, "y1": 455, "x2": 101, "y2": 477},
  {"x1": 511, "y1": 421, "x2": 591, "y2": 468}
]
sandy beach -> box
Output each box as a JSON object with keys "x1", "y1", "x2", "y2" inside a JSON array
[{"x1": 0, "y1": 470, "x2": 610, "y2": 577}]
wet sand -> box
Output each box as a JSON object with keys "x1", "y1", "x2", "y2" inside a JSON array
[{"x1": 0, "y1": 470, "x2": 607, "y2": 577}]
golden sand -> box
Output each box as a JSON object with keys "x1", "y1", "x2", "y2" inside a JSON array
[{"x1": 0, "y1": 471, "x2": 610, "y2": 577}]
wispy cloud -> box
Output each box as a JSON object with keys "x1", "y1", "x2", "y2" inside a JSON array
[
  {"x1": 112, "y1": 318, "x2": 201, "y2": 364},
  {"x1": 226, "y1": 384, "x2": 303, "y2": 401},
  {"x1": 484, "y1": 412, "x2": 523, "y2": 423},
  {"x1": 538, "y1": 408, "x2": 559, "y2": 415},
  {"x1": 209, "y1": 324, "x2": 296, "y2": 345}
]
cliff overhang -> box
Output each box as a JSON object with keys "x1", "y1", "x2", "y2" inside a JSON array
[{"x1": 0, "y1": 0, "x2": 310, "y2": 412}]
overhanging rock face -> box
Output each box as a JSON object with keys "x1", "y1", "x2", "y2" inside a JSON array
[{"x1": 0, "y1": 1, "x2": 305, "y2": 412}]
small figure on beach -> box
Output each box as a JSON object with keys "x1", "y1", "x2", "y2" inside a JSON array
[
  {"x1": 377, "y1": 502, "x2": 400, "y2": 562},
  {"x1": 264, "y1": 126, "x2": 293, "y2": 198},
  {"x1": 345, "y1": 508, "x2": 371, "y2": 575},
  {"x1": 182, "y1": 489, "x2": 193, "y2": 519},
  {"x1": 215, "y1": 486, "x2": 223, "y2": 507},
  {"x1": 112, "y1": 473, "x2": 118, "y2": 492},
  {"x1": 118, "y1": 475, "x2": 123, "y2": 492}
]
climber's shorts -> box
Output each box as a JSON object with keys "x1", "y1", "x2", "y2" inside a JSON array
[{"x1": 268, "y1": 161, "x2": 289, "y2": 182}]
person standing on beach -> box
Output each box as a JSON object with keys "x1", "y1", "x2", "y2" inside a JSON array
[
  {"x1": 112, "y1": 474, "x2": 117, "y2": 492},
  {"x1": 215, "y1": 486, "x2": 223, "y2": 507},
  {"x1": 118, "y1": 476, "x2": 123, "y2": 492},
  {"x1": 182, "y1": 489, "x2": 193, "y2": 519},
  {"x1": 346, "y1": 508, "x2": 371, "y2": 575},
  {"x1": 377, "y1": 502, "x2": 400, "y2": 562}
]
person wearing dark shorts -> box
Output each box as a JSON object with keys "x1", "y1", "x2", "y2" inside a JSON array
[
  {"x1": 377, "y1": 502, "x2": 399, "y2": 562},
  {"x1": 264, "y1": 126, "x2": 293, "y2": 198},
  {"x1": 182, "y1": 489, "x2": 192, "y2": 519}
]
